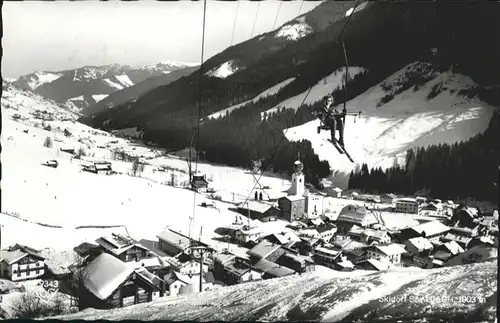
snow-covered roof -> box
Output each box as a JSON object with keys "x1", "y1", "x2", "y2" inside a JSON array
[
  {"x1": 314, "y1": 247, "x2": 341, "y2": 258},
  {"x1": 396, "y1": 198, "x2": 418, "y2": 203},
  {"x1": 409, "y1": 221, "x2": 450, "y2": 237},
  {"x1": 361, "y1": 228, "x2": 389, "y2": 240},
  {"x1": 238, "y1": 201, "x2": 276, "y2": 214},
  {"x1": 95, "y1": 236, "x2": 149, "y2": 256},
  {"x1": 406, "y1": 237, "x2": 433, "y2": 252},
  {"x1": 156, "y1": 229, "x2": 191, "y2": 250},
  {"x1": 253, "y1": 258, "x2": 295, "y2": 277},
  {"x1": 371, "y1": 244, "x2": 406, "y2": 256},
  {"x1": 0, "y1": 250, "x2": 28, "y2": 265},
  {"x1": 247, "y1": 240, "x2": 281, "y2": 260},
  {"x1": 282, "y1": 195, "x2": 306, "y2": 202},
  {"x1": 361, "y1": 259, "x2": 392, "y2": 271},
  {"x1": 83, "y1": 253, "x2": 134, "y2": 300},
  {"x1": 439, "y1": 241, "x2": 465, "y2": 255}
]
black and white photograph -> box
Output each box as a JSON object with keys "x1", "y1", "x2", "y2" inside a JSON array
[{"x1": 0, "y1": 0, "x2": 498, "y2": 321}]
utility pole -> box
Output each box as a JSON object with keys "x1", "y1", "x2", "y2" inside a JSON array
[{"x1": 188, "y1": 245, "x2": 212, "y2": 293}]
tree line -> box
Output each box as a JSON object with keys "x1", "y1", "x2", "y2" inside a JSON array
[{"x1": 348, "y1": 111, "x2": 499, "y2": 203}]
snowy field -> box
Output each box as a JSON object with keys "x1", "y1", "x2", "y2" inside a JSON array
[
  {"x1": 55, "y1": 260, "x2": 497, "y2": 322},
  {"x1": 1, "y1": 83, "x2": 294, "y2": 257}
]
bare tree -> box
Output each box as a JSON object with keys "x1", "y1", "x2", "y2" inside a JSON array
[
  {"x1": 76, "y1": 146, "x2": 86, "y2": 158},
  {"x1": 9, "y1": 291, "x2": 67, "y2": 319}
]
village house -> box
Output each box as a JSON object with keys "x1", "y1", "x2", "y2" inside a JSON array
[
  {"x1": 450, "y1": 206, "x2": 478, "y2": 228},
  {"x1": 429, "y1": 241, "x2": 464, "y2": 268},
  {"x1": 394, "y1": 198, "x2": 419, "y2": 214},
  {"x1": 312, "y1": 246, "x2": 344, "y2": 269},
  {"x1": 355, "y1": 259, "x2": 391, "y2": 271},
  {"x1": 235, "y1": 225, "x2": 263, "y2": 246},
  {"x1": 236, "y1": 201, "x2": 280, "y2": 222},
  {"x1": 156, "y1": 228, "x2": 206, "y2": 257},
  {"x1": 252, "y1": 258, "x2": 296, "y2": 279},
  {"x1": 404, "y1": 237, "x2": 434, "y2": 256},
  {"x1": 316, "y1": 223, "x2": 337, "y2": 242},
  {"x1": 44, "y1": 160, "x2": 58, "y2": 168},
  {"x1": 163, "y1": 271, "x2": 197, "y2": 296},
  {"x1": 247, "y1": 239, "x2": 312, "y2": 274},
  {"x1": 359, "y1": 228, "x2": 391, "y2": 245},
  {"x1": 262, "y1": 231, "x2": 301, "y2": 246},
  {"x1": 95, "y1": 234, "x2": 151, "y2": 263},
  {"x1": 218, "y1": 257, "x2": 262, "y2": 285},
  {"x1": 366, "y1": 244, "x2": 406, "y2": 265},
  {"x1": 324, "y1": 187, "x2": 343, "y2": 198},
  {"x1": 0, "y1": 245, "x2": 46, "y2": 282},
  {"x1": 336, "y1": 205, "x2": 379, "y2": 233},
  {"x1": 76, "y1": 253, "x2": 163, "y2": 310},
  {"x1": 399, "y1": 221, "x2": 450, "y2": 243},
  {"x1": 380, "y1": 193, "x2": 397, "y2": 204},
  {"x1": 441, "y1": 225, "x2": 480, "y2": 249}
]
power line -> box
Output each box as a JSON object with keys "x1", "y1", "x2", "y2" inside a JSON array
[
  {"x1": 297, "y1": 0, "x2": 304, "y2": 17},
  {"x1": 190, "y1": 0, "x2": 208, "y2": 241},
  {"x1": 239, "y1": 0, "x2": 363, "y2": 212}
]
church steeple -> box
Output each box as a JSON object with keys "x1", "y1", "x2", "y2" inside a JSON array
[{"x1": 290, "y1": 151, "x2": 304, "y2": 196}]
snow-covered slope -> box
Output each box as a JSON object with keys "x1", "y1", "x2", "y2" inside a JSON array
[
  {"x1": 55, "y1": 260, "x2": 497, "y2": 322},
  {"x1": 262, "y1": 66, "x2": 366, "y2": 118},
  {"x1": 206, "y1": 60, "x2": 242, "y2": 79},
  {"x1": 275, "y1": 21, "x2": 313, "y2": 41},
  {"x1": 206, "y1": 77, "x2": 296, "y2": 120},
  {"x1": 12, "y1": 61, "x2": 196, "y2": 112},
  {"x1": 1, "y1": 85, "x2": 294, "y2": 257},
  {"x1": 283, "y1": 62, "x2": 497, "y2": 188}
]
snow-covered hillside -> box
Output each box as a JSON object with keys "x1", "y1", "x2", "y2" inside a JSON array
[
  {"x1": 206, "y1": 60, "x2": 242, "y2": 79},
  {"x1": 1, "y1": 85, "x2": 296, "y2": 258},
  {"x1": 275, "y1": 21, "x2": 313, "y2": 41},
  {"x1": 283, "y1": 62, "x2": 497, "y2": 188},
  {"x1": 262, "y1": 66, "x2": 366, "y2": 118},
  {"x1": 206, "y1": 77, "x2": 296, "y2": 120},
  {"x1": 15, "y1": 71, "x2": 63, "y2": 91},
  {"x1": 55, "y1": 260, "x2": 497, "y2": 322}
]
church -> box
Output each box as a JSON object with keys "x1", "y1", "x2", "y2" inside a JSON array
[{"x1": 278, "y1": 156, "x2": 324, "y2": 222}]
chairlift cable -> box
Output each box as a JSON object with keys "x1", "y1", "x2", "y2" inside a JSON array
[
  {"x1": 230, "y1": 1, "x2": 240, "y2": 47},
  {"x1": 250, "y1": 1, "x2": 261, "y2": 38},
  {"x1": 297, "y1": 0, "x2": 304, "y2": 17},
  {"x1": 272, "y1": 1, "x2": 283, "y2": 30},
  {"x1": 190, "y1": 0, "x2": 208, "y2": 241},
  {"x1": 238, "y1": 0, "x2": 363, "y2": 217}
]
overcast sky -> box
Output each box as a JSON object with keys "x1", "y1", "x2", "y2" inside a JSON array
[{"x1": 2, "y1": 1, "x2": 322, "y2": 79}]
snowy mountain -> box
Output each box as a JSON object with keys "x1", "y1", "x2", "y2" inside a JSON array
[
  {"x1": 82, "y1": 65, "x2": 198, "y2": 116},
  {"x1": 12, "y1": 61, "x2": 197, "y2": 112},
  {"x1": 55, "y1": 261, "x2": 497, "y2": 322}
]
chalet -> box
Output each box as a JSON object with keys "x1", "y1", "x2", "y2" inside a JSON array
[
  {"x1": 73, "y1": 242, "x2": 100, "y2": 258},
  {"x1": 451, "y1": 207, "x2": 477, "y2": 228},
  {"x1": 468, "y1": 236, "x2": 495, "y2": 249},
  {"x1": 235, "y1": 225, "x2": 263, "y2": 246},
  {"x1": 276, "y1": 252, "x2": 315, "y2": 273},
  {"x1": 263, "y1": 231, "x2": 301, "y2": 246},
  {"x1": 312, "y1": 246, "x2": 343, "y2": 269},
  {"x1": 395, "y1": 198, "x2": 419, "y2": 214},
  {"x1": 0, "y1": 246, "x2": 46, "y2": 282},
  {"x1": 366, "y1": 244, "x2": 406, "y2": 265},
  {"x1": 380, "y1": 193, "x2": 397, "y2": 204},
  {"x1": 278, "y1": 195, "x2": 306, "y2": 222},
  {"x1": 421, "y1": 203, "x2": 443, "y2": 213},
  {"x1": 156, "y1": 229, "x2": 201, "y2": 257},
  {"x1": 360, "y1": 229, "x2": 391, "y2": 245},
  {"x1": 404, "y1": 237, "x2": 433, "y2": 256},
  {"x1": 247, "y1": 240, "x2": 285, "y2": 263},
  {"x1": 191, "y1": 175, "x2": 209, "y2": 192},
  {"x1": 78, "y1": 253, "x2": 163, "y2": 310},
  {"x1": 399, "y1": 221, "x2": 450, "y2": 243},
  {"x1": 324, "y1": 187, "x2": 343, "y2": 198},
  {"x1": 336, "y1": 205, "x2": 379, "y2": 233},
  {"x1": 95, "y1": 162, "x2": 112, "y2": 175},
  {"x1": 346, "y1": 225, "x2": 366, "y2": 241},
  {"x1": 430, "y1": 241, "x2": 464, "y2": 267},
  {"x1": 95, "y1": 234, "x2": 150, "y2": 263},
  {"x1": 346, "y1": 248, "x2": 367, "y2": 264},
  {"x1": 295, "y1": 236, "x2": 322, "y2": 256},
  {"x1": 236, "y1": 201, "x2": 280, "y2": 222},
  {"x1": 163, "y1": 271, "x2": 192, "y2": 297},
  {"x1": 219, "y1": 257, "x2": 262, "y2": 285},
  {"x1": 335, "y1": 260, "x2": 355, "y2": 271},
  {"x1": 355, "y1": 259, "x2": 391, "y2": 271},
  {"x1": 252, "y1": 258, "x2": 295, "y2": 279},
  {"x1": 316, "y1": 223, "x2": 337, "y2": 242}
]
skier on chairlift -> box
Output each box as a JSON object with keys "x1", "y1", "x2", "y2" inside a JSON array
[{"x1": 314, "y1": 94, "x2": 346, "y2": 147}]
